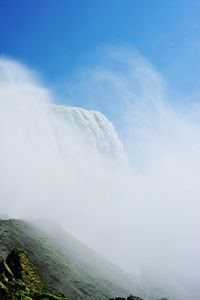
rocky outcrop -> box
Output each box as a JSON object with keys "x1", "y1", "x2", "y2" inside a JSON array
[{"x1": 0, "y1": 249, "x2": 70, "y2": 300}]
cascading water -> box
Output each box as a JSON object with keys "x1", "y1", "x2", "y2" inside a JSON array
[{"x1": 49, "y1": 104, "x2": 127, "y2": 164}]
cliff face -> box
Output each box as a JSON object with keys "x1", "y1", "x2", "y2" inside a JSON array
[
  {"x1": 0, "y1": 249, "x2": 69, "y2": 300},
  {"x1": 0, "y1": 219, "x2": 171, "y2": 300},
  {"x1": 0, "y1": 219, "x2": 143, "y2": 300},
  {"x1": 0, "y1": 250, "x2": 146, "y2": 300}
]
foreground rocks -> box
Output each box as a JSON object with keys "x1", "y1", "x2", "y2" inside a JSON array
[
  {"x1": 109, "y1": 296, "x2": 169, "y2": 300},
  {"x1": 109, "y1": 296, "x2": 144, "y2": 300},
  {"x1": 0, "y1": 248, "x2": 70, "y2": 300}
]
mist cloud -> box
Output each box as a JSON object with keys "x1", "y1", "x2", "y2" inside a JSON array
[{"x1": 0, "y1": 49, "x2": 200, "y2": 299}]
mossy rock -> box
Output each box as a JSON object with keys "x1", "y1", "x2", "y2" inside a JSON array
[
  {"x1": 6, "y1": 249, "x2": 47, "y2": 292},
  {"x1": 0, "y1": 249, "x2": 70, "y2": 300}
]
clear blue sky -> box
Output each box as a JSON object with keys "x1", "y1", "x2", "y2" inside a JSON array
[{"x1": 1, "y1": 0, "x2": 200, "y2": 93}]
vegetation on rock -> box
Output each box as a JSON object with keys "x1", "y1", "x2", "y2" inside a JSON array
[
  {"x1": 0, "y1": 249, "x2": 70, "y2": 300},
  {"x1": 0, "y1": 219, "x2": 171, "y2": 300},
  {"x1": 0, "y1": 219, "x2": 143, "y2": 299}
]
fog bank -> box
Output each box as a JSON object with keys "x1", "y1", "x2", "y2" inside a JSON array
[{"x1": 0, "y1": 49, "x2": 200, "y2": 299}]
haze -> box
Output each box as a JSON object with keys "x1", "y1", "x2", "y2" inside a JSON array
[{"x1": 0, "y1": 48, "x2": 200, "y2": 299}]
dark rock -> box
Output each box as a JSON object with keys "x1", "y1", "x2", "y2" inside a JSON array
[
  {"x1": 109, "y1": 296, "x2": 144, "y2": 300},
  {"x1": 0, "y1": 259, "x2": 14, "y2": 282},
  {"x1": 0, "y1": 281, "x2": 9, "y2": 299},
  {"x1": 6, "y1": 249, "x2": 23, "y2": 279},
  {"x1": 128, "y1": 295, "x2": 144, "y2": 300}
]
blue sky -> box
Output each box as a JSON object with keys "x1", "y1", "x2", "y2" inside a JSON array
[{"x1": 1, "y1": 0, "x2": 200, "y2": 96}]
